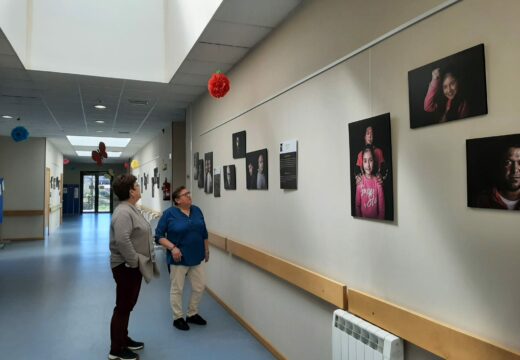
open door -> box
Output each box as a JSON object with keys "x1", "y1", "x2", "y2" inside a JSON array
[{"x1": 45, "y1": 167, "x2": 50, "y2": 236}]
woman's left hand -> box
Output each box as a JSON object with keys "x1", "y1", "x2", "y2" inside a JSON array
[{"x1": 205, "y1": 251, "x2": 209, "y2": 262}]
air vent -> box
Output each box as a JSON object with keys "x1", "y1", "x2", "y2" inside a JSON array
[
  {"x1": 128, "y1": 99, "x2": 149, "y2": 106},
  {"x1": 118, "y1": 131, "x2": 130, "y2": 134}
]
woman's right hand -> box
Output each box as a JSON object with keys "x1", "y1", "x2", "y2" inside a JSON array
[
  {"x1": 432, "y1": 68, "x2": 440, "y2": 80},
  {"x1": 171, "y1": 247, "x2": 182, "y2": 262}
]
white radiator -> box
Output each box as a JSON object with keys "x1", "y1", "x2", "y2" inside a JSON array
[{"x1": 332, "y1": 309, "x2": 403, "y2": 360}]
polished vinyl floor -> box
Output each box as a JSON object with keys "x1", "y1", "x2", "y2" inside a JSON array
[{"x1": 0, "y1": 214, "x2": 274, "y2": 360}]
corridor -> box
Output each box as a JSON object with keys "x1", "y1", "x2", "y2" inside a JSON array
[{"x1": 0, "y1": 214, "x2": 274, "y2": 360}]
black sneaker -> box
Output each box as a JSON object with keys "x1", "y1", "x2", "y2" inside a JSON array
[
  {"x1": 186, "y1": 314, "x2": 207, "y2": 325},
  {"x1": 173, "y1": 317, "x2": 190, "y2": 331},
  {"x1": 126, "y1": 337, "x2": 144, "y2": 350},
  {"x1": 108, "y1": 348, "x2": 138, "y2": 360}
]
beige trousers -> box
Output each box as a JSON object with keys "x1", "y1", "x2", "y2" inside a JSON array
[{"x1": 169, "y1": 263, "x2": 206, "y2": 320}]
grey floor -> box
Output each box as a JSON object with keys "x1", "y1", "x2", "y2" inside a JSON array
[{"x1": 0, "y1": 214, "x2": 274, "y2": 360}]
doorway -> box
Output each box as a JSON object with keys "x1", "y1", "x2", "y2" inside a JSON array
[{"x1": 80, "y1": 172, "x2": 113, "y2": 213}]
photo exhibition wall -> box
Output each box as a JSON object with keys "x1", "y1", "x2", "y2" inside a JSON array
[{"x1": 186, "y1": 1, "x2": 520, "y2": 359}]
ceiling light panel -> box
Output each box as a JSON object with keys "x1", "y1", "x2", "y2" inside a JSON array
[
  {"x1": 67, "y1": 135, "x2": 131, "y2": 147},
  {"x1": 75, "y1": 151, "x2": 122, "y2": 157}
]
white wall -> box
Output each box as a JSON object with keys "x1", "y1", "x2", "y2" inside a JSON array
[
  {"x1": 45, "y1": 140, "x2": 63, "y2": 233},
  {"x1": 0, "y1": 136, "x2": 45, "y2": 240},
  {"x1": 187, "y1": 0, "x2": 520, "y2": 359},
  {"x1": 164, "y1": 0, "x2": 223, "y2": 81},
  {"x1": 131, "y1": 125, "x2": 174, "y2": 212},
  {"x1": 27, "y1": 0, "x2": 165, "y2": 81},
  {"x1": 0, "y1": 0, "x2": 28, "y2": 63}
]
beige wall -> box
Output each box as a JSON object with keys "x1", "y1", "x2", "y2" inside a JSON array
[
  {"x1": 0, "y1": 136, "x2": 45, "y2": 240},
  {"x1": 187, "y1": 0, "x2": 520, "y2": 359}
]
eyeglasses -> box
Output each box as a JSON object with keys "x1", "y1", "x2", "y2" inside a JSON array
[{"x1": 178, "y1": 192, "x2": 191, "y2": 198}]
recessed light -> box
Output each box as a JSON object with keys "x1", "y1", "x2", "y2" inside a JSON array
[
  {"x1": 2, "y1": 115, "x2": 13, "y2": 119},
  {"x1": 95, "y1": 120, "x2": 105, "y2": 124},
  {"x1": 94, "y1": 104, "x2": 107, "y2": 110},
  {"x1": 96, "y1": 130, "x2": 104, "y2": 133}
]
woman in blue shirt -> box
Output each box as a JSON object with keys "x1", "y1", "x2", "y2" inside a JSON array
[{"x1": 155, "y1": 186, "x2": 209, "y2": 331}]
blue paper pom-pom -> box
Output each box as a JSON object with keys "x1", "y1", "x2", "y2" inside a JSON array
[{"x1": 11, "y1": 126, "x2": 30, "y2": 142}]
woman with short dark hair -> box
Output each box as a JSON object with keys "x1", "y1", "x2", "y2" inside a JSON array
[
  {"x1": 155, "y1": 186, "x2": 209, "y2": 331},
  {"x1": 109, "y1": 174, "x2": 159, "y2": 360}
]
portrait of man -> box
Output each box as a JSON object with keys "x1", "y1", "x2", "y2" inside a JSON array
[
  {"x1": 408, "y1": 43, "x2": 487, "y2": 129},
  {"x1": 204, "y1": 152, "x2": 213, "y2": 194},
  {"x1": 223, "y1": 165, "x2": 236, "y2": 190},
  {"x1": 348, "y1": 113, "x2": 394, "y2": 221},
  {"x1": 233, "y1": 131, "x2": 246, "y2": 159},
  {"x1": 246, "y1": 149, "x2": 268, "y2": 190},
  {"x1": 467, "y1": 134, "x2": 520, "y2": 211}
]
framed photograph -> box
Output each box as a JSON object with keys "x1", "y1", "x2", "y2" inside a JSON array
[
  {"x1": 408, "y1": 43, "x2": 487, "y2": 129},
  {"x1": 246, "y1": 149, "x2": 268, "y2": 190},
  {"x1": 204, "y1": 152, "x2": 213, "y2": 194},
  {"x1": 214, "y1": 168, "x2": 221, "y2": 198},
  {"x1": 223, "y1": 165, "x2": 236, "y2": 190},
  {"x1": 467, "y1": 134, "x2": 520, "y2": 211},
  {"x1": 193, "y1": 152, "x2": 199, "y2": 180},
  {"x1": 197, "y1": 160, "x2": 204, "y2": 189},
  {"x1": 348, "y1": 113, "x2": 394, "y2": 221},
  {"x1": 233, "y1": 131, "x2": 246, "y2": 159}
]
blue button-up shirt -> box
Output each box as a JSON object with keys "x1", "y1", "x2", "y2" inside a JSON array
[{"x1": 155, "y1": 205, "x2": 208, "y2": 266}]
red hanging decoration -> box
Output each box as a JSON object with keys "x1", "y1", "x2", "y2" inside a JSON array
[
  {"x1": 91, "y1": 142, "x2": 108, "y2": 166},
  {"x1": 124, "y1": 162, "x2": 129, "y2": 169},
  {"x1": 63, "y1": 159, "x2": 70, "y2": 165},
  {"x1": 208, "y1": 71, "x2": 230, "y2": 98}
]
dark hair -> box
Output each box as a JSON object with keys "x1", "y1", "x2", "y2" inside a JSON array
[
  {"x1": 113, "y1": 174, "x2": 137, "y2": 201},
  {"x1": 172, "y1": 186, "x2": 187, "y2": 206}
]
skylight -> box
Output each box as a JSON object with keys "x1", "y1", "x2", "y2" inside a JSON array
[
  {"x1": 75, "y1": 151, "x2": 122, "y2": 158},
  {"x1": 67, "y1": 136, "x2": 131, "y2": 147}
]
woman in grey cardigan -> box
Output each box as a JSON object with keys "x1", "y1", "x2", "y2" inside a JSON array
[{"x1": 109, "y1": 174, "x2": 159, "y2": 360}]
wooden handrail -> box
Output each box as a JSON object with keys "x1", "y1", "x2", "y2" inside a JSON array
[
  {"x1": 209, "y1": 231, "x2": 520, "y2": 359},
  {"x1": 4, "y1": 210, "x2": 44, "y2": 217},
  {"x1": 208, "y1": 232, "x2": 226, "y2": 251},
  {"x1": 348, "y1": 289, "x2": 520, "y2": 360},
  {"x1": 226, "y1": 238, "x2": 346, "y2": 308}
]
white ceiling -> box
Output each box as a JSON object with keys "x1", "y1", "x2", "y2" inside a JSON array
[{"x1": 0, "y1": 0, "x2": 301, "y2": 163}]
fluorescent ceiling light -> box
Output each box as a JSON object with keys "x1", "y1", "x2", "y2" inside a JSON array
[
  {"x1": 2, "y1": 115, "x2": 13, "y2": 119},
  {"x1": 96, "y1": 130, "x2": 104, "y2": 133},
  {"x1": 75, "y1": 151, "x2": 122, "y2": 157},
  {"x1": 67, "y1": 136, "x2": 131, "y2": 147},
  {"x1": 95, "y1": 120, "x2": 105, "y2": 124},
  {"x1": 94, "y1": 104, "x2": 107, "y2": 109}
]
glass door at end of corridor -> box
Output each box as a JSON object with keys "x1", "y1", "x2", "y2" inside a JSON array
[{"x1": 80, "y1": 172, "x2": 113, "y2": 213}]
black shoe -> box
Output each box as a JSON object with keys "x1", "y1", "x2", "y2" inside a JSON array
[
  {"x1": 108, "y1": 348, "x2": 138, "y2": 360},
  {"x1": 126, "y1": 337, "x2": 144, "y2": 351},
  {"x1": 173, "y1": 317, "x2": 190, "y2": 331},
  {"x1": 186, "y1": 314, "x2": 207, "y2": 325}
]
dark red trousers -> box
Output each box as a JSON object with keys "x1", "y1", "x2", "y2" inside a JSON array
[{"x1": 110, "y1": 264, "x2": 142, "y2": 353}]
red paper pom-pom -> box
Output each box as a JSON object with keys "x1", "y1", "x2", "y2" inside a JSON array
[
  {"x1": 63, "y1": 159, "x2": 70, "y2": 165},
  {"x1": 208, "y1": 72, "x2": 230, "y2": 98},
  {"x1": 124, "y1": 162, "x2": 129, "y2": 169}
]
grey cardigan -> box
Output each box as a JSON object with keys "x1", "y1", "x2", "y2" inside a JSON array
[{"x1": 110, "y1": 202, "x2": 159, "y2": 283}]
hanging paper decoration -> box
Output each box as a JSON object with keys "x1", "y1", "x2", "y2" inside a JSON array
[
  {"x1": 130, "y1": 160, "x2": 140, "y2": 169},
  {"x1": 208, "y1": 71, "x2": 230, "y2": 98},
  {"x1": 11, "y1": 126, "x2": 29, "y2": 142},
  {"x1": 63, "y1": 159, "x2": 71, "y2": 165},
  {"x1": 91, "y1": 141, "x2": 108, "y2": 166},
  {"x1": 124, "y1": 162, "x2": 129, "y2": 169}
]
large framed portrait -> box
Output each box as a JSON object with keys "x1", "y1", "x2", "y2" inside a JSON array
[
  {"x1": 246, "y1": 149, "x2": 268, "y2": 190},
  {"x1": 223, "y1": 165, "x2": 236, "y2": 190},
  {"x1": 232, "y1": 131, "x2": 246, "y2": 159},
  {"x1": 348, "y1": 113, "x2": 394, "y2": 221},
  {"x1": 467, "y1": 134, "x2": 520, "y2": 211},
  {"x1": 408, "y1": 44, "x2": 487, "y2": 129},
  {"x1": 204, "y1": 152, "x2": 213, "y2": 194}
]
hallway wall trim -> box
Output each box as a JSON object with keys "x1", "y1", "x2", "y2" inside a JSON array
[{"x1": 208, "y1": 232, "x2": 520, "y2": 360}]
